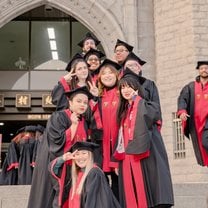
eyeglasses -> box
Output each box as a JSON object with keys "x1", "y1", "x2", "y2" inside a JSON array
[
  {"x1": 88, "y1": 58, "x2": 100, "y2": 62},
  {"x1": 114, "y1": 49, "x2": 128, "y2": 53},
  {"x1": 125, "y1": 63, "x2": 139, "y2": 68}
]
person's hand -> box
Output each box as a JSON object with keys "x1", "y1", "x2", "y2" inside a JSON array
[
  {"x1": 130, "y1": 89, "x2": 138, "y2": 99},
  {"x1": 115, "y1": 168, "x2": 119, "y2": 176},
  {"x1": 64, "y1": 71, "x2": 76, "y2": 83},
  {"x1": 179, "y1": 112, "x2": 190, "y2": 121},
  {"x1": 88, "y1": 81, "x2": 99, "y2": 97},
  {"x1": 62, "y1": 150, "x2": 78, "y2": 161},
  {"x1": 70, "y1": 112, "x2": 80, "y2": 125}
]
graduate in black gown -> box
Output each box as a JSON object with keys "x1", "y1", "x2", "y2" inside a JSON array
[
  {"x1": 27, "y1": 86, "x2": 102, "y2": 208},
  {"x1": 83, "y1": 48, "x2": 105, "y2": 83},
  {"x1": 123, "y1": 52, "x2": 162, "y2": 128},
  {"x1": 124, "y1": 52, "x2": 161, "y2": 109},
  {"x1": 177, "y1": 61, "x2": 208, "y2": 166},
  {"x1": 77, "y1": 32, "x2": 101, "y2": 56},
  {"x1": 113, "y1": 74, "x2": 174, "y2": 208},
  {"x1": 0, "y1": 135, "x2": 20, "y2": 185},
  {"x1": 17, "y1": 125, "x2": 36, "y2": 185},
  {"x1": 52, "y1": 53, "x2": 92, "y2": 111},
  {"x1": 114, "y1": 39, "x2": 133, "y2": 67},
  {"x1": 50, "y1": 141, "x2": 121, "y2": 208}
]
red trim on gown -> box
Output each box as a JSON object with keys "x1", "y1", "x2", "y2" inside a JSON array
[
  {"x1": 67, "y1": 171, "x2": 84, "y2": 208},
  {"x1": 101, "y1": 88, "x2": 119, "y2": 171},
  {"x1": 122, "y1": 97, "x2": 148, "y2": 208},
  {"x1": 194, "y1": 81, "x2": 208, "y2": 165}
]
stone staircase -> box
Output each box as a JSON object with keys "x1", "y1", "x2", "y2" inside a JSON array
[{"x1": 0, "y1": 183, "x2": 208, "y2": 208}]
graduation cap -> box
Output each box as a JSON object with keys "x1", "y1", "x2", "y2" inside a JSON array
[
  {"x1": 196, "y1": 61, "x2": 208, "y2": 69},
  {"x1": 25, "y1": 125, "x2": 37, "y2": 132},
  {"x1": 70, "y1": 141, "x2": 99, "y2": 153},
  {"x1": 15, "y1": 126, "x2": 25, "y2": 135},
  {"x1": 114, "y1": 39, "x2": 134, "y2": 52},
  {"x1": 77, "y1": 32, "x2": 100, "y2": 48},
  {"x1": 84, "y1": 48, "x2": 105, "y2": 60},
  {"x1": 98, "y1": 59, "x2": 121, "y2": 71},
  {"x1": 125, "y1": 52, "x2": 146, "y2": 66},
  {"x1": 36, "y1": 125, "x2": 45, "y2": 133},
  {"x1": 65, "y1": 53, "x2": 85, "y2": 72},
  {"x1": 122, "y1": 67, "x2": 146, "y2": 85},
  {"x1": 65, "y1": 86, "x2": 93, "y2": 100}
]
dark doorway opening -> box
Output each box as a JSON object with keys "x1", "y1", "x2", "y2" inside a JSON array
[
  {"x1": 0, "y1": 120, "x2": 46, "y2": 143},
  {"x1": 0, "y1": 120, "x2": 47, "y2": 169}
]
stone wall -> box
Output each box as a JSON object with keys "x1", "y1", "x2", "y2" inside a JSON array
[{"x1": 154, "y1": 0, "x2": 208, "y2": 183}]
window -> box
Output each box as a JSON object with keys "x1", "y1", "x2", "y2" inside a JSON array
[
  {"x1": 0, "y1": 5, "x2": 103, "y2": 90},
  {"x1": 172, "y1": 112, "x2": 186, "y2": 159}
]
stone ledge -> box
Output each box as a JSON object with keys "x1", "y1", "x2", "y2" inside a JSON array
[{"x1": 0, "y1": 183, "x2": 208, "y2": 208}]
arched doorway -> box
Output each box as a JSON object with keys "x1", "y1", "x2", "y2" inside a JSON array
[{"x1": 0, "y1": 2, "x2": 124, "y2": 168}]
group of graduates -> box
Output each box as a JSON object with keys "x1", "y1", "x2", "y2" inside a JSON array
[
  {"x1": 0, "y1": 125, "x2": 44, "y2": 185},
  {"x1": 1, "y1": 31, "x2": 208, "y2": 208},
  {"x1": 25, "y1": 32, "x2": 174, "y2": 208}
]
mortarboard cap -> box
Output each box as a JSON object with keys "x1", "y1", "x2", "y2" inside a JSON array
[
  {"x1": 122, "y1": 67, "x2": 146, "y2": 85},
  {"x1": 125, "y1": 52, "x2": 146, "y2": 66},
  {"x1": 98, "y1": 59, "x2": 121, "y2": 71},
  {"x1": 65, "y1": 53, "x2": 85, "y2": 72},
  {"x1": 25, "y1": 125, "x2": 37, "y2": 132},
  {"x1": 84, "y1": 48, "x2": 105, "y2": 60},
  {"x1": 114, "y1": 39, "x2": 134, "y2": 52},
  {"x1": 196, "y1": 61, "x2": 208, "y2": 69},
  {"x1": 65, "y1": 86, "x2": 93, "y2": 100},
  {"x1": 77, "y1": 32, "x2": 100, "y2": 48},
  {"x1": 70, "y1": 141, "x2": 99, "y2": 153},
  {"x1": 36, "y1": 125, "x2": 45, "y2": 133},
  {"x1": 15, "y1": 127, "x2": 25, "y2": 135}
]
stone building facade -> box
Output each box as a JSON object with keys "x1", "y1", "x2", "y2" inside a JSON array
[{"x1": 0, "y1": 0, "x2": 208, "y2": 207}]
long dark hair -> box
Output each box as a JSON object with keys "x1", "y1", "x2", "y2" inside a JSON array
[
  {"x1": 70, "y1": 59, "x2": 92, "y2": 89},
  {"x1": 117, "y1": 76, "x2": 144, "y2": 125}
]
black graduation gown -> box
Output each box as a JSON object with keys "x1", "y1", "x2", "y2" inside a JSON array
[
  {"x1": 50, "y1": 159, "x2": 121, "y2": 208},
  {"x1": 177, "y1": 77, "x2": 205, "y2": 166},
  {"x1": 52, "y1": 79, "x2": 69, "y2": 111},
  {"x1": 0, "y1": 141, "x2": 18, "y2": 185},
  {"x1": 114, "y1": 98, "x2": 174, "y2": 208},
  {"x1": 140, "y1": 77, "x2": 162, "y2": 120},
  {"x1": 80, "y1": 167, "x2": 121, "y2": 208},
  {"x1": 28, "y1": 110, "x2": 98, "y2": 208},
  {"x1": 18, "y1": 136, "x2": 36, "y2": 185}
]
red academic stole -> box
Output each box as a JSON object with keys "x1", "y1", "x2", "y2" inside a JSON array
[
  {"x1": 194, "y1": 81, "x2": 208, "y2": 165},
  {"x1": 64, "y1": 109, "x2": 88, "y2": 153},
  {"x1": 52, "y1": 109, "x2": 88, "y2": 207},
  {"x1": 101, "y1": 88, "x2": 119, "y2": 170},
  {"x1": 122, "y1": 96, "x2": 148, "y2": 208}
]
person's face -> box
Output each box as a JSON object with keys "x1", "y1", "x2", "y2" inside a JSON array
[
  {"x1": 69, "y1": 93, "x2": 89, "y2": 115},
  {"x1": 75, "y1": 62, "x2": 89, "y2": 80},
  {"x1": 124, "y1": 60, "x2": 142, "y2": 75},
  {"x1": 74, "y1": 150, "x2": 90, "y2": 168},
  {"x1": 114, "y1": 45, "x2": 129, "y2": 63},
  {"x1": 199, "y1": 64, "x2": 208, "y2": 79},
  {"x1": 87, "y1": 54, "x2": 100, "y2": 71},
  {"x1": 100, "y1": 67, "x2": 117, "y2": 87},
  {"x1": 82, "y1": 39, "x2": 97, "y2": 52},
  {"x1": 121, "y1": 84, "x2": 137, "y2": 101}
]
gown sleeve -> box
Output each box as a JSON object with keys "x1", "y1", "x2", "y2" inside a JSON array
[
  {"x1": 81, "y1": 167, "x2": 121, "y2": 208},
  {"x1": 51, "y1": 77, "x2": 70, "y2": 111},
  {"x1": 46, "y1": 111, "x2": 71, "y2": 158}
]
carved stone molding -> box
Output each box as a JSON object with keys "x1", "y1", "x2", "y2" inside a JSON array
[{"x1": 0, "y1": 0, "x2": 125, "y2": 57}]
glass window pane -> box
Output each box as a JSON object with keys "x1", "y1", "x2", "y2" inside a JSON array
[
  {"x1": 0, "y1": 71, "x2": 29, "y2": 90},
  {"x1": 31, "y1": 21, "x2": 70, "y2": 70},
  {"x1": 0, "y1": 21, "x2": 29, "y2": 70},
  {"x1": 30, "y1": 71, "x2": 66, "y2": 90},
  {"x1": 71, "y1": 21, "x2": 89, "y2": 55}
]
